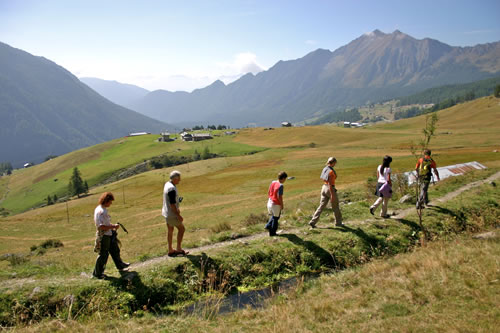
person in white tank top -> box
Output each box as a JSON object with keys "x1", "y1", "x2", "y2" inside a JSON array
[{"x1": 370, "y1": 155, "x2": 392, "y2": 218}]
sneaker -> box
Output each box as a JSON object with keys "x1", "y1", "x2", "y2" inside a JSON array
[
  {"x1": 335, "y1": 222, "x2": 344, "y2": 227},
  {"x1": 381, "y1": 215, "x2": 391, "y2": 219},
  {"x1": 92, "y1": 274, "x2": 107, "y2": 280},
  {"x1": 369, "y1": 207, "x2": 375, "y2": 215},
  {"x1": 119, "y1": 262, "x2": 130, "y2": 271},
  {"x1": 308, "y1": 221, "x2": 317, "y2": 229}
]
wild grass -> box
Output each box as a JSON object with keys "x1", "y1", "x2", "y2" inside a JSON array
[
  {"x1": 19, "y1": 218, "x2": 500, "y2": 331},
  {"x1": 243, "y1": 213, "x2": 268, "y2": 226},
  {"x1": 1, "y1": 180, "x2": 498, "y2": 329},
  {"x1": 210, "y1": 222, "x2": 232, "y2": 234}
]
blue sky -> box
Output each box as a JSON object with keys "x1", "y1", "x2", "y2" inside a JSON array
[{"x1": 1, "y1": 0, "x2": 499, "y2": 91}]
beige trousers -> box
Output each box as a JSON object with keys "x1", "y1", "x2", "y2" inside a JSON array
[
  {"x1": 310, "y1": 185, "x2": 342, "y2": 225},
  {"x1": 371, "y1": 196, "x2": 389, "y2": 216}
]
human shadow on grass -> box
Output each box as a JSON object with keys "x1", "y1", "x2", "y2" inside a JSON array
[
  {"x1": 394, "y1": 217, "x2": 421, "y2": 230},
  {"x1": 105, "y1": 270, "x2": 177, "y2": 315},
  {"x1": 279, "y1": 233, "x2": 337, "y2": 269},
  {"x1": 336, "y1": 226, "x2": 381, "y2": 246},
  {"x1": 428, "y1": 205, "x2": 468, "y2": 229}
]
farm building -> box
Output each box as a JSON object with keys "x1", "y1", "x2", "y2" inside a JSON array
[
  {"x1": 181, "y1": 132, "x2": 213, "y2": 142},
  {"x1": 158, "y1": 132, "x2": 174, "y2": 142},
  {"x1": 192, "y1": 133, "x2": 213, "y2": 141},
  {"x1": 343, "y1": 122, "x2": 351, "y2": 128},
  {"x1": 181, "y1": 132, "x2": 193, "y2": 141},
  {"x1": 281, "y1": 122, "x2": 292, "y2": 127},
  {"x1": 24, "y1": 163, "x2": 33, "y2": 168},
  {"x1": 128, "y1": 132, "x2": 151, "y2": 137},
  {"x1": 225, "y1": 131, "x2": 236, "y2": 135}
]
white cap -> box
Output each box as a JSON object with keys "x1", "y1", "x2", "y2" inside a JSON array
[{"x1": 326, "y1": 157, "x2": 337, "y2": 165}]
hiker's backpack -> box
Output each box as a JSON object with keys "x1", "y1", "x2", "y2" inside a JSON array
[
  {"x1": 419, "y1": 157, "x2": 433, "y2": 178},
  {"x1": 320, "y1": 166, "x2": 335, "y2": 182}
]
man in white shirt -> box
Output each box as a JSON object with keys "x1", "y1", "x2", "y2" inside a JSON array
[{"x1": 162, "y1": 170, "x2": 189, "y2": 256}]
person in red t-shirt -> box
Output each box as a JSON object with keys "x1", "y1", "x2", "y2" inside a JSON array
[
  {"x1": 265, "y1": 171, "x2": 287, "y2": 236},
  {"x1": 415, "y1": 149, "x2": 440, "y2": 208}
]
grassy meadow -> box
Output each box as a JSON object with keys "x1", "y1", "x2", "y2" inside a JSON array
[
  {"x1": 0, "y1": 96, "x2": 499, "y2": 329},
  {"x1": 0, "y1": 97, "x2": 499, "y2": 274}
]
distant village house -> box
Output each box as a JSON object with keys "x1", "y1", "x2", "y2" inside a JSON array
[
  {"x1": 281, "y1": 122, "x2": 292, "y2": 127},
  {"x1": 181, "y1": 132, "x2": 213, "y2": 142},
  {"x1": 158, "y1": 132, "x2": 174, "y2": 142},
  {"x1": 24, "y1": 162, "x2": 33, "y2": 168},
  {"x1": 128, "y1": 132, "x2": 151, "y2": 137}
]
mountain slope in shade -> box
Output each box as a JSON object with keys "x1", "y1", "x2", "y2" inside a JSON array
[
  {"x1": 0, "y1": 42, "x2": 171, "y2": 168},
  {"x1": 129, "y1": 30, "x2": 500, "y2": 126},
  {"x1": 80, "y1": 77, "x2": 150, "y2": 108}
]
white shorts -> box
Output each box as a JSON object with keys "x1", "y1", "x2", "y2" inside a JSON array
[{"x1": 267, "y1": 199, "x2": 281, "y2": 217}]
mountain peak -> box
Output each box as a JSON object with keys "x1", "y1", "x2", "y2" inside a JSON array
[{"x1": 364, "y1": 29, "x2": 386, "y2": 37}]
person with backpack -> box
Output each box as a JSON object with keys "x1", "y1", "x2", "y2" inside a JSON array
[
  {"x1": 370, "y1": 155, "x2": 393, "y2": 218},
  {"x1": 309, "y1": 157, "x2": 343, "y2": 228},
  {"x1": 265, "y1": 171, "x2": 287, "y2": 236},
  {"x1": 415, "y1": 149, "x2": 440, "y2": 208}
]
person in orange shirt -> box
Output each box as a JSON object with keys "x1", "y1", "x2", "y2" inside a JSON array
[
  {"x1": 415, "y1": 149, "x2": 440, "y2": 208},
  {"x1": 309, "y1": 157, "x2": 343, "y2": 228}
]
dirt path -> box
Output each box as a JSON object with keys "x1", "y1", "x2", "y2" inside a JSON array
[
  {"x1": 2, "y1": 171, "x2": 498, "y2": 290},
  {"x1": 132, "y1": 170, "x2": 500, "y2": 269}
]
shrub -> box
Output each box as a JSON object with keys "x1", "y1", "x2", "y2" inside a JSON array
[
  {"x1": 243, "y1": 213, "x2": 268, "y2": 226},
  {"x1": 30, "y1": 239, "x2": 64, "y2": 255},
  {"x1": 210, "y1": 222, "x2": 232, "y2": 233}
]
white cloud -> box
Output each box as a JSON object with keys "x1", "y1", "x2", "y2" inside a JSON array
[
  {"x1": 305, "y1": 39, "x2": 318, "y2": 45},
  {"x1": 73, "y1": 52, "x2": 267, "y2": 92},
  {"x1": 216, "y1": 52, "x2": 265, "y2": 76}
]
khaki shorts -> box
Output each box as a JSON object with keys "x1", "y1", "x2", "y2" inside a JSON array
[{"x1": 165, "y1": 216, "x2": 182, "y2": 227}]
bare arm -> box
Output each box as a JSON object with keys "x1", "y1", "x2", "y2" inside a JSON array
[
  {"x1": 278, "y1": 195, "x2": 284, "y2": 210},
  {"x1": 98, "y1": 224, "x2": 118, "y2": 231},
  {"x1": 433, "y1": 168, "x2": 440, "y2": 181},
  {"x1": 388, "y1": 172, "x2": 392, "y2": 186}
]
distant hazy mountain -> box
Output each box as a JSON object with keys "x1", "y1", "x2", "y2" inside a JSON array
[
  {"x1": 0, "y1": 42, "x2": 171, "y2": 168},
  {"x1": 80, "y1": 77, "x2": 150, "y2": 108},
  {"x1": 129, "y1": 30, "x2": 500, "y2": 126}
]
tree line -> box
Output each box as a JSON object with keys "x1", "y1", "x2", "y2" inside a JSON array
[
  {"x1": 0, "y1": 162, "x2": 13, "y2": 175},
  {"x1": 187, "y1": 125, "x2": 230, "y2": 131},
  {"x1": 397, "y1": 76, "x2": 500, "y2": 106},
  {"x1": 150, "y1": 146, "x2": 217, "y2": 169},
  {"x1": 309, "y1": 108, "x2": 362, "y2": 125}
]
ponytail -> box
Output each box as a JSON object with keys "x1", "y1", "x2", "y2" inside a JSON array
[{"x1": 380, "y1": 155, "x2": 392, "y2": 176}]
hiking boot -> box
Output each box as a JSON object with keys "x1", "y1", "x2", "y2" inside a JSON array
[
  {"x1": 335, "y1": 222, "x2": 345, "y2": 227},
  {"x1": 369, "y1": 207, "x2": 375, "y2": 215},
  {"x1": 381, "y1": 215, "x2": 391, "y2": 219},
  {"x1": 92, "y1": 274, "x2": 107, "y2": 280}
]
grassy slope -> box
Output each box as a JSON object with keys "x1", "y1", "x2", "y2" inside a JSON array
[
  {"x1": 59, "y1": 237, "x2": 500, "y2": 332},
  {"x1": 6, "y1": 179, "x2": 500, "y2": 331},
  {"x1": 0, "y1": 132, "x2": 264, "y2": 214},
  {"x1": 0, "y1": 97, "x2": 499, "y2": 272}
]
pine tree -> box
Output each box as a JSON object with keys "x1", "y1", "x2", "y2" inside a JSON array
[
  {"x1": 53, "y1": 194, "x2": 58, "y2": 203},
  {"x1": 47, "y1": 195, "x2": 53, "y2": 205},
  {"x1": 68, "y1": 167, "x2": 85, "y2": 198},
  {"x1": 84, "y1": 180, "x2": 89, "y2": 194},
  {"x1": 495, "y1": 84, "x2": 500, "y2": 98},
  {"x1": 202, "y1": 146, "x2": 211, "y2": 160}
]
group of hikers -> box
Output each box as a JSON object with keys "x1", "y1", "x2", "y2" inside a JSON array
[{"x1": 91, "y1": 150, "x2": 440, "y2": 279}]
